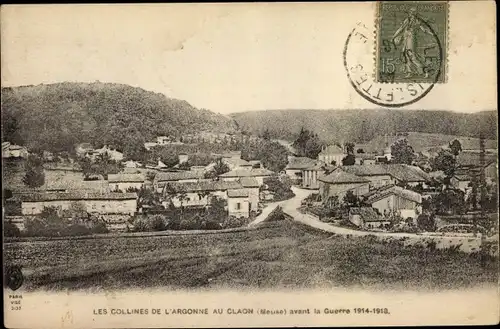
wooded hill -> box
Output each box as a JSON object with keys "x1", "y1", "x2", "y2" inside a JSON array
[
  {"x1": 1, "y1": 82, "x2": 238, "y2": 154},
  {"x1": 231, "y1": 109, "x2": 498, "y2": 144}
]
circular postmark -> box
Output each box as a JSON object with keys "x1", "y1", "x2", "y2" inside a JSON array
[
  {"x1": 4, "y1": 264, "x2": 24, "y2": 291},
  {"x1": 343, "y1": 19, "x2": 443, "y2": 107}
]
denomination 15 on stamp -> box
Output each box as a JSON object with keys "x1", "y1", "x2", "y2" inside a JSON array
[{"x1": 375, "y1": 1, "x2": 448, "y2": 84}]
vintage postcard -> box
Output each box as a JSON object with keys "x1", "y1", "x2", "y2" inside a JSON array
[{"x1": 2, "y1": 2, "x2": 499, "y2": 328}]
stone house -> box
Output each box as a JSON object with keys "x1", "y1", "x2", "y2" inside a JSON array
[
  {"x1": 154, "y1": 171, "x2": 206, "y2": 192},
  {"x1": 349, "y1": 207, "x2": 390, "y2": 229},
  {"x1": 301, "y1": 162, "x2": 326, "y2": 189},
  {"x1": 318, "y1": 168, "x2": 370, "y2": 201},
  {"x1": 239, "y1": 177, "x2": 260, "y2": 212},
  {"x1": 317, "y1": 144, "x2": 345, "y2": 166},
  {"x1": 284, "y1": 156, "x2": 317, "y2": 184},
  {"x1": 2, "y1": 142, "x2": 28, "y2": 159},
  {"x1": 363, "y1": 184, "x2": 423, "y2": 220},
  {"x1": 219, "y1": 168, "x2": 275, "y2": 186},
  {"x1": 227, "y1": 189, "x2": 250, "y2": 218},
  {"x1": 108, "y1": 173, "x2": 145, "y2": 192},
  {"x1": 19, "y1": 191, "x2": 138, "y2": 216},
  {"x1": 342, "y1": 164, "x2": 430, "y2": 189}
]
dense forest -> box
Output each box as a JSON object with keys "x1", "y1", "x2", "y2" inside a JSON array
[
  {"x1": 1, "y1": 82, "x2": 238, "y2": 154},
  {"x1": 231, "y1": 109, "x2": 498, "y2": 143}
]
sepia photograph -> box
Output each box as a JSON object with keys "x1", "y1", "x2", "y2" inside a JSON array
[{"x1": 2, "y1": 2, "x2": 498, "y2": 328}]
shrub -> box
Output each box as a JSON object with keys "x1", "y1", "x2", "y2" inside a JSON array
[
  {"x1": 90, "y1": 221, "x2": 109, "y2": 234},
  {"x1": 417, "y1": 214, "x2": 436, "y2": 232},
  {"x1": 66, "y1": 224, "x2": 92, "y2": 236},
  {"x1": 265, "y1": 206, "x2": 286, "y2": 222},
  {"x1": 150, "y1": 215, "x2": 168, "y2": 231},
  {"x1": 4, "y1": 221, "x2": 21, "y2": 237}
]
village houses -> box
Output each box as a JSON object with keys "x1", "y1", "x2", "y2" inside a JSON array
[{"x1": 161, "y1": 178, "x2": 259, "y2": 218}]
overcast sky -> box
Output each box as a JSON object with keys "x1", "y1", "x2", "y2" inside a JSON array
[{"x1": 1, "y1": 3, "x2": 496, "y2": 115}]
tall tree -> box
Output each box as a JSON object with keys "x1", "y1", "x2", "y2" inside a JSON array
[
  {"x1": 449, "y1": 139, "x2": 462, "y2": 157},
  {"x1": 344, "y1": 142, "x2": 355, "y2": 155},
  {"x1": 341, "y1": 154, "x2": 356, "y2": 166},
  {"x1": 94, "y1": 152, "x2": 122, "y2": 180},
  {"x1": 262, "y1": 129, "x2": 271, "y2": 141},
  {"x1": 430, "y1": 149, "x2": 456, "y2": 179},
  {"x1": 292, "y1": 127, "x2": 323, "y2": 159},
  {"x1": 22, "y1": 154, "x2": 45, "y2": 188},
  {"x1": 391, "y1": 139, "x2": 415, "y2": 164}
]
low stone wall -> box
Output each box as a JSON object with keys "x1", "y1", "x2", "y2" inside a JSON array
[
  {"x1": 100, "y1": 214, "x2": 133, "y2": 232},
  {"x1": 397, "y1": 233, "x2": 482, "y2": 253},
  {"x1": 300, "y1": 211, "x2": 483, "y2": 254}
]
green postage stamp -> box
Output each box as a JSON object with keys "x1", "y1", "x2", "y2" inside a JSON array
[{"x1": 376, "y1": 1, "x2": 448, "y2": 83}]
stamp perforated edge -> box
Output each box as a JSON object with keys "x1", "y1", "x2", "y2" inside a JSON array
[{"x1": 373, "y1": 1, "x2": 450, "y2": 84}]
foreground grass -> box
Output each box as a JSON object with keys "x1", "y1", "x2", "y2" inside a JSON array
[{"x1": 4, "y1": 220, "x2": 497, "y2": 291}]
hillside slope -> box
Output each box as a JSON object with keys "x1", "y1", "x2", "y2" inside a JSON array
[
  {"x1": 1, "y1": 82, "x2": 238, "y2": 154},
  {"x1": 231, "y1": 109, "x2": 498, "y2": 143}
]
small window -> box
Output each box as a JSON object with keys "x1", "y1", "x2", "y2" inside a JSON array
[
  {"x1": 236, "y1": 202, "x2": 241, "y2": 210},
  {"x1": 92, "y1": 204, "x2": 97, "y2": 210}
]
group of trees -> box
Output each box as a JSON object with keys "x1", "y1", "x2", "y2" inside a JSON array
[
  {"x1": 231, "y1": 109, "x2": 497, "y2": 143},
  {"x1": 261, "y1": 176, "x2": 295, "y2": 201},
  {"x1": 22, "y1": 205, "x2": 109, "y2": 237},
  {"x1": 77, "y1": 152, "x2": 123, "y2": 180},
  {"x1": 342, "y1": 142, "x2": 356, "y2": 166},
  {"x1": 204, "y1": 158, "x2": 230, "y2": 179},
  {"x1": 22, "y1": 154, "x2": 45, "y2": 188},
  {"x1": 1, "y1": 83, "x2": 237, "y2": 156},
  {"x1": 292, "y1": 127, "x2": 323, "y2": 159},
  {"x1": 391, "y1": 139, "x2": 415, "y2": 165}
]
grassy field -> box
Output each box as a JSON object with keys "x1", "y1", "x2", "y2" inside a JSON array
[{"x1": 4, "y1": 220, "x2": 497, "y2": 291}]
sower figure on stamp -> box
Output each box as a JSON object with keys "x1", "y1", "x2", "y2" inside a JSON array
[{"x1": 392, "y1": 7, "x2": 434, "y2": 78}]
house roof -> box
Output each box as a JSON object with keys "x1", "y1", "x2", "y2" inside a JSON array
[
  {"x1": 11, "y1": 178, "x2": 109, "y2": 194},
  {"x1": 227, "y1": 189, "x2": 249, "y2": 198},
  {"x1": 304, "y1": 161, "x2": 326, "y2": 171},
  {"x1": 342, "y1": 164, "x2": 431, "y2": 182},
  {"x1": 19, "y1": 191, "x2": 137, "y2": 202},
  {"x1": 223, "y1": 157, "x2": 252, "y2": 167},
  {"x1": 75, "y1": 142, "x2": 93, "y2": 150},
  {"x1": 108, "y1": 173, "x2": 145, "y2": 183},
  {"x1": 456, "y1": 152, "x2": 497, "y2": 168},
  {"x1": 239, "y1": 177, "x2": 260, "y2": 188},
  {"x1": 349, "y1": 207, "x2": 381, "y2": 222},
  {"x1": 286, "y1": 156, "x2": 317, "y2": 170},
  {"x1": 355, "y1": 153, "x2": 377, "y2": 160},
  {"x1": 453, "y1": 174, "x2": 471, "y2": 181},
  {"x1": 155, "y1": 170, "x2": 205, "y2": 182},
  {"x1": 318, "y1": 168, "x2": 370, "y2": 184},
  {"x1": 6, "y1": 144, "x2": 26, "y2": 151},
  {"x1": 363, "y1": 184, "x2": 422, "y2": 204},
  {"x1": 165, "y1": 180, "x2": 243, "y2": 193},
  {"x1": 219, "y1": 168, "x2": 274, "y2": 178},
  {"x1": 319, "y1": 144, "x2": 344, "y2": 155}
]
